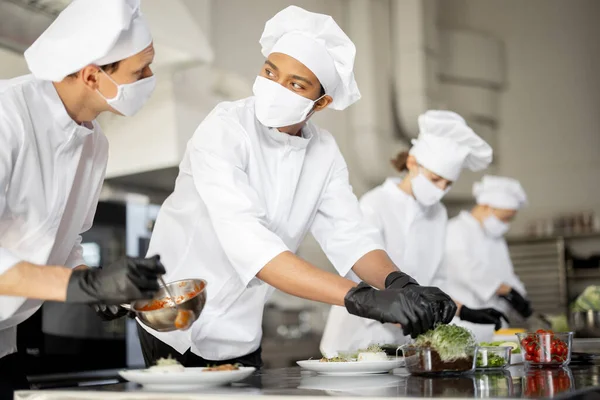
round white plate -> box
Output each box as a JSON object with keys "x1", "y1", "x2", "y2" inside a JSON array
[
  {"x1": 297, "y1": 359, "x2": 404, "y2": 376},
  {"x1": 119, "y1": 367, "x2": 255, "y2": 390}
]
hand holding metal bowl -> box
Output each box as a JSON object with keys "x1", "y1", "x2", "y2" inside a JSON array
[{"x1": 121, "y1": 279, "x2": 207, "y2": 332}]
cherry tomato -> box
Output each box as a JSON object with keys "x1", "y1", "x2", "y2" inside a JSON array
[
  {"x1": 525, "y1": 353, "x2": 534, "y2": 361},
  {"x1": 525, "y1": 342, "x2": 537, "y2": 354}
]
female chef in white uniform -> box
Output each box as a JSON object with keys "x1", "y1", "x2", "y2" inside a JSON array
[
  {"x1": 321, "y1": 111, "x2": 507, "y2": 355},
  {"x1": 442, "y1": 175, "x2": 532, "y2": 342},
  {"x1": 130, "y1": 6, "x2": 456, "y2": 368},
  {"x1": 0, "y1": 0, "x2": 164, "y2": 393}
]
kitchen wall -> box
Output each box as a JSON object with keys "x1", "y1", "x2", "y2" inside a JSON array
[{"x1": 438, "y1": 0, "x2": 600, "y2": 232}]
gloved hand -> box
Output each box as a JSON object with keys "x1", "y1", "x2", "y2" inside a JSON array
[
  {"x1": 500, "y1": 288, "x2": 533, "y2": 318},
  {"x1": 459, "y1": 306, "x2": 509, "y2": 331},
  {"x1": 384, "y1": 271, "x2": 457, "y2": 325},
  {"x1": 93, "y1": 304, "x2": 131, "y2": 321},
  {"x1": 345, "y1": 282, "x2": 435, "y2": 339},
  {"x1": 67, "y1": 255, "x2": 165, "y2": 304}
]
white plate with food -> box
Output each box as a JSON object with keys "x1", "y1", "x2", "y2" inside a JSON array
[{"x1": 119, "y1": 358, "x2": 255, "y2": 390}]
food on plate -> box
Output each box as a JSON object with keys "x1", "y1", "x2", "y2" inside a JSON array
[
  {"x1": 518, "y1": 330, "x2": 571, "y2": 364},
  {"x1": 403, "y1": 324, "x2": 476, "y2": 374},
  {"x1": 319, "y1": 356, "x2": 348, "y2": 363},
  {"x1": 147, "y1": 356, "x2": 185, "y2": 373},
  {"x1": 357, "y1": 351, "x2": 388, "y2": 361},
  {"x1": 480, "y1": 341, "x2": 520, "y2": 354},
  {"x1": 203, "y1": 364, "x2": 241, "y2": 371},
  {"x1": 357, "y1": 344, "x2": 387, "y2": 361},
  {"x1": 320, "y1": 344, "x2": 388, "y2": 362}
]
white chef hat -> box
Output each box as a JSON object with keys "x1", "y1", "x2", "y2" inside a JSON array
[
  {"x1": 409, "y1": 110, "x2": 493, "y2": 181},
  {"x1": 259, "y1": 5, "x2": 360, "y2": 110},
  {"x1": 473, "y1": 175, "x2": 528, "y2": 210},
  {"x1": 24, "y1": 0, "x2": 152, "y2": 82}
]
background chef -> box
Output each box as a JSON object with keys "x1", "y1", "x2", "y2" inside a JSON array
[
  {"x1": 321, "y1": 111, "x2": 507, "y2": 355},
  {"x1": 0, "y1": 0, "x2": 165, "y2": 393},
  {"x1": 120, "y1": 6, "x2": 456, "y2": 368},
  {"x1": 442, "y1": 175, "x2": 532, "y2": 342}
]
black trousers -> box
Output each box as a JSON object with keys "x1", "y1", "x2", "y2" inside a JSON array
[
  {"x1": 136, "y1": 323, "x2": 263, "y2": 369},
  {"x1": 0, "y1": 352, "x2": 29, "y2": 400}
]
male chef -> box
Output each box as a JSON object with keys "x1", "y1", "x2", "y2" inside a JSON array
[
  {"x1": 117, "y1": 6, "x2": 456, "y2": 368},
  {"x1": 442, "y1": 175, "x2": 532, "y2": 341},
  {"x1": 0, "y1": 0, "x2": 164, "y2": 393}
]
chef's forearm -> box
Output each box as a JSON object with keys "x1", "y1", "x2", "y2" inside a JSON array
[
  {"x1": 257, "y1": 251, "x2": 356, "y2": 306},
  {"x1": 351, "y1": 250, "x2": 399, "y2": 289},
  {"x1": 0, "y1": 261, "x2": 72, "y2": 301}
]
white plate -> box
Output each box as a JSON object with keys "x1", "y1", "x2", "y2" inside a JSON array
[
  {"x1": 119, "y1": 367, "x2": 255, "y2": 390},
  {"x1": 297, "y1": 359, "x2": 404, "y2": 376}
]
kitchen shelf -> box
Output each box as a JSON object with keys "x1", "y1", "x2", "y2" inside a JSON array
[{"x1": 508, "y1": 234, "x2": 600, "y2": 317}]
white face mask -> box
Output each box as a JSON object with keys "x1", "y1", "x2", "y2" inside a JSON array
[
  {"x1": 483, "y1": 214, "x2": 510, "y2": 238},
  {"x1": 411, "y1": 172, "x2": 449, "y2": 207},
  {"x1": 97, "y1": 69, "x2": 156, "y2": 117},
  {"x1": 253, "y1": 76, "x2": 325, "y2": 128}
]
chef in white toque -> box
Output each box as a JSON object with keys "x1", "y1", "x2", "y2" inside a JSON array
[
  {"x1": 0, "y1": 0, "x2": 164, "y2": 393},
  {"x1": 123, "y1": 6, "x2": 456, "y2": 369}
]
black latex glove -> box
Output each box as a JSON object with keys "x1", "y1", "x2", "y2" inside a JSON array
[
  {"x1": 67, "y1": 255, "x2": 165, "y2": 304},
  {"x1": 385, "y1": 271, "x2": 457, "y2": 325},
  {"x1": 93, "y1": 304, "x2": 131, "y2": 321},
  {"x1": 500, "y1": 288, "x2": 533, "y2": 318},
  {"x1": 459, "y1": 306, "x2": 509, "y2": 331},
  {"x1": 345, "y1": 282, "x2": 437, "y2": 339}
]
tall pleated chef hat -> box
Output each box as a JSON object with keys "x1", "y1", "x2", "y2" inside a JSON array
[
  {"x1": 473, "y1": 175, "x2": 528, "y2": 210},
  {"x1": 24, "y1": 0, "x2": 152, "y2": 82},
  {"x1": 409, "y1": 110, "x2": 493, "y2": 181},
  {"x1": 259, "y1": 5, "x2": 360, "y2": 110}
]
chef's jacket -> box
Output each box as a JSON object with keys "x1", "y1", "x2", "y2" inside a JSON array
[
  {"x1": 441, "y1": 211, "x2": 527, "y2": 341},
  {"x1": 0, "y1": 75, "x2": 108, "y2": 358},
  {"x1": 320, "y1": 177, "x2": 448, "y2": 356},
  {"x1": 142, "y1": 96, "x2": 383, "y2": 361}
]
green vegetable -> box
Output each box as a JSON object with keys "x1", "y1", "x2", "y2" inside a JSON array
[
  {"x1": 571, "y1": 286, "x2": 600, "y2": 312},
  {"x1": 414, "y1": 324, "x2": 476, "y2": 361},
  {"x1": 359, "y1": 344, "x2": 384, "y2": 353},
  {"x1": 548, "y1": 314, "x2": 569, "y2": 332},
  {"x1": 480, "y1": 341, "x2": 520, "y2": 354},
  {"x1": 476, "y1": 353, "x2": 506, "y2": 368}
]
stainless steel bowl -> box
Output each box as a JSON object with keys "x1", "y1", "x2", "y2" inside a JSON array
[
  {"x1": 571, "y1": 311, "x2": 600, "y2": 338},
  {"x1": 123, "y1": 279, "x2": 207, "y2": 332}
]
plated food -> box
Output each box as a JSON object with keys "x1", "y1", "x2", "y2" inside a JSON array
[
  {"x1": 146, "y1": 356, "x2": 185, "y2": 373},
  {"x1": 204, "y1": 364, "x2": 241, "y2": 371},
  {"x1": 321, "y1": 345, "x2": 389, "y2": 362},
  {"x1": 402, "y1": 324, "x2": 477, "y2": 375},
  {"x1": 300, "y1": 345, "x2": 403, "y2": 375},
  {"x1": 119, "y1": 357, "x2": 255, "y2": 390}
]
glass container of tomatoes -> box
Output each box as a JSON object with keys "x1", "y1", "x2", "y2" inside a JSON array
[{"x1": 516, "y1": 330, "x2": 573, "y2": 367}]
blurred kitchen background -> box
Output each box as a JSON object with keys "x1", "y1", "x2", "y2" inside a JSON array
[{"x1": 2, "y1": 0, "x2": 600, "y2": 380}]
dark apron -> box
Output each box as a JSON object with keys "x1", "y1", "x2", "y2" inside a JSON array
[{"x1": 136, "y1": 322, "x2": 263, "y2": 369}]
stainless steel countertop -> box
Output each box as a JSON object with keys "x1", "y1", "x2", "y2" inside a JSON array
[{"x1": 16, "y1": 364, "x2": 600, "y2": 399}]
